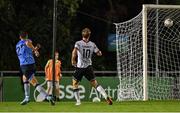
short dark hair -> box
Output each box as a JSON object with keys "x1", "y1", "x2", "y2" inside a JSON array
[{"x1": 19, "y1": 31, "x2": 28, "y2": 39}]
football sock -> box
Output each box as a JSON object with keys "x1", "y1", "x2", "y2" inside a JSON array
[
  {"x1": 74, "y1": 89, "x2": 80, "y2": 102},
  {"x1": 35, "y1": 84, "x2": 48, "y2": 98},
  {"x1": 96, "y1": 85, "x2": 108, "y2": 99},
  {"x1": 24, "y1": 82, "x2": 30, "y2": 99}
]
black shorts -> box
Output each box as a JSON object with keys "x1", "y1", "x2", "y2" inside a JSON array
[
  {"x1": 73, "y1": 65, "x2": 96, "y2": 82},
  {"x1": 20, "y1": 64, "x2": 36, "y2": 80}
]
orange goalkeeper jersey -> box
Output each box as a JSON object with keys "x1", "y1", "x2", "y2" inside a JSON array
[{"x1": 45, "y1": 59, "x2": 62, "y2": 81}]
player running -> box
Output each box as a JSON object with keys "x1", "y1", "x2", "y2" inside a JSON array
[
  {"x1": 45, "y1": 51, "x2": 62, "y2": 100},
  {"x1": 16, "y1": 31, "x2": 55, "y2": 105},
  {"x1": 71, "y1": 27, "x2": 113, "y2": 105}
]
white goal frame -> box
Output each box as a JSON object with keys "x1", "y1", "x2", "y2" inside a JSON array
[
  {"x1": 142, "y1": 4, "x2": 180, "y2": 100},
  {"x1": 115, "y1": 4, "x2": 180, "y2": 101}
]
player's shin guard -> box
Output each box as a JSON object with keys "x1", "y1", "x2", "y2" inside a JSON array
[
  {"x1": 96, "y1": 85, "x2": 108, "y2": 99},
  {"x1": 24, "y1": 81, "x2": 30, "y2": 100},
  {"x1": 20, "y1": 81, "x2": 30, "y2": 105},
  {"x1": 73, "y1": 88, "x2": 81, "y2": 103},
  {"x1": 35, "y1": 84, "x2": 48, "y2": 98},
  {"x1": 35, "y1": 84, "x2": 55, "y2": 105},
  {"x1": 96, "y1": 85, "x2": 113, "y2": 105}
]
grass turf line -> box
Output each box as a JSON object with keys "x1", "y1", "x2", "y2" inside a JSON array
[{"x1": 0, "y1": 101, "x2": 180, "y2": 112}]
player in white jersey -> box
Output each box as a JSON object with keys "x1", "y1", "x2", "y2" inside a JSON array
[{"x1": 71, "y1": 28, "x2": 113, "y2": 105}]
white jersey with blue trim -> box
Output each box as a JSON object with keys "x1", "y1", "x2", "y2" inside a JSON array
[{"x1": 75, "y1": 40, "x2": 99, "y2": 68}]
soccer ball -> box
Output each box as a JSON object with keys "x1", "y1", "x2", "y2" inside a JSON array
[
  {"x1": 92, "y1": 97, "x2": 101, "y2": 102},
  {"x1": 164, "y1": 18, "x2": 173, "y2": 28}
]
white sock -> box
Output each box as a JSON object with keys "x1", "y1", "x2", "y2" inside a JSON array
[
  {"x1": 24, "y1": 83, "x2": 30, "y2": 99},
  {"x1": 74, "y1": 89, "x2": 80, "y2": 102},
  {"x1": 35, "y1": 85, "x2": 48, "y2": 98},
  {"x1": 96, "y1": 85, "x2": 108, "y2": 99}
]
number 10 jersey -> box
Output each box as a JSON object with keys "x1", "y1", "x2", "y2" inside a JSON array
[{"x1": 74, "y1": 40, "x2": 99, "y2": 68}]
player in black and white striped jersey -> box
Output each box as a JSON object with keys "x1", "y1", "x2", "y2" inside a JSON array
[{"x1": 71, "y1": 27, "x2": 113, "y2": 105}]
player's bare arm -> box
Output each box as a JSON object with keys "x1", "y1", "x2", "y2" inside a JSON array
[
  {"x1": 44, "y1": 61, "x2": 49, "y2": 77},
  {"x1": 71, "y1": 47, "x2": 78, "y2": 67},
  {"x1": 25, "y1": 39, "x2": 39, "y2": 57}
]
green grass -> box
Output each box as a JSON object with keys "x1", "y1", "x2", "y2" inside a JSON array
[{"x1": 0, "y1": 101, "x2": 180, "y2": 112}]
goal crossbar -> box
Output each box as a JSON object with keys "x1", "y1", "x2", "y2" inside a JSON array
[{"x1": 143, "y1": 4, "x2": 180, "y2": 9}]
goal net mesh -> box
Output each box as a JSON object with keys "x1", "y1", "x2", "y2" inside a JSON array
[{"x1": 115, "y1": 5, "x2": 180, "y2": 100}]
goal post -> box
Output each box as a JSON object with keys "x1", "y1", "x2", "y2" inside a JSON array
[
  {"x1": 115, "y1": 4, "x2": 180, "y2": 101},
  {"x1": 142, "y1": 4, "x2": 148, "y2": 101}
]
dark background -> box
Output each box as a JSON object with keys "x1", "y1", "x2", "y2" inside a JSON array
[{"x1": 0, "y1": 0, "x2": 180, "y2": 71}]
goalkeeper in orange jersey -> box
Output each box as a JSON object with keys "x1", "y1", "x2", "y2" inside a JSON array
[{"x1": 45, "y1": 51, "x2": 62, "y2": 100}]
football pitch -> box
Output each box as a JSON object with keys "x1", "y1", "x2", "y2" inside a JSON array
[{"x1": 0, "y1": 101, "x2": 180, "y2": 112}]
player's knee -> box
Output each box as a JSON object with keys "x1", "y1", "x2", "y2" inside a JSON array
[
  {"x1": 90, "y1": 79, "x2": 98, "y2": 88},
  {"x1": 72, "y1": 79, "x2": 79, "y2": 87},
  {"x1": 72, "y1": 84, "x2": 78, "y2": 89},
  {"x1": 22, "y1": 75, "x2": 28, "y2": 82},
  {"x1": 72, "y1": 80, "x2": 79, "y2": 91}
]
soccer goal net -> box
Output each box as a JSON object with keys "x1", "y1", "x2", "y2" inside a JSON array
[{"x1": 115, "y1": 4, "x2": 180, "y2": 101}]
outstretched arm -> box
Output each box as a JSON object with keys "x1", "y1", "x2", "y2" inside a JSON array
[
  {"x1": 71, "y1": 48, "x2": 78, "y2": 67},
  {"x1": 94, "y1": 43, "x2": 102, "y2": 56}
]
